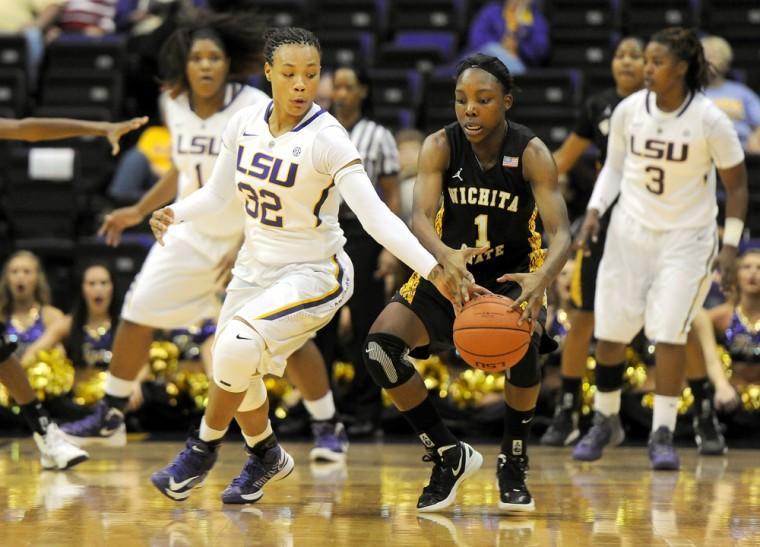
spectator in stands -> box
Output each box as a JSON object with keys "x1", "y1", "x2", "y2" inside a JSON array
[
  {"x1": 702, "y1": 35, "x2": 760, "y2": 154},
  {"x1": 465, "y1": 0, "x2": 549, "y2": 74},
  {"x1": 49, "y1": 0, "x2": 118, "y2": 39},
  {"x1": 396, "y1": 128, "x2": 424, "y2": 225},
  {"x1": 0, "y1": 0, "x2": 65, "y2": 88},
  {"x1": 0, "y1": 251, "x2": 64, "y2": 359}
]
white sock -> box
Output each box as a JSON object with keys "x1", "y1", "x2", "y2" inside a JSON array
[
  {"x1": 199, "y1": 417, "x2": 227, "y2": 443},
  {"x1": 303, "y1": 391, "x2": 336, "y2": 421},
  {"x1": 243, "y1": 420, "x2": 273, "y2": 449},
  {"x1": 652, "y1": 395, "x2": 679, "y2": 432},
  {"x1": 105, "y1": 373, "x2": 135, "y2": 398},
  {"x1": 594, "y1": 389, "x2": 621, "y2": 417}
]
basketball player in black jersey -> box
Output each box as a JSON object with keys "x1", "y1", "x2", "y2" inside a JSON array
[
  {"x1": 541, "y1": 37, "x2": 645, "y2": 446},
  {"x1": 362, "y1": 54, "x2": 571, "y2": 513}
]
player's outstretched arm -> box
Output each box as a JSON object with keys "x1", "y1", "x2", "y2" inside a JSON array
[
  {"x1": 498, "y1": 138, "x2": 571, "y2": 324},
  {"x1": 0, "y1": 116, "x2": 148, "y2": 154}
]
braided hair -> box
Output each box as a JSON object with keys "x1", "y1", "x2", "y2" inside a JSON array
[
  {"x1": 264, "y1": 27, "x2": 321, "y2": 66},
  {"x1": 455, "y1": 53, "x2": 513, "y2": 95},
  {"x1": 159, "y1": 5, "x2": 266, "y2": 97},
  {"x1": 650, "y1": 27, "x2": 709, "y2": 93}
]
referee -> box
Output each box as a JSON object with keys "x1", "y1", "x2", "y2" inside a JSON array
[{"x1": 318, "y1": 65, "x2": 401, "y2": 437}]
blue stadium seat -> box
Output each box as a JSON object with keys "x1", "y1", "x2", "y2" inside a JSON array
[
  {"x1": 253, "y1": 0, "x2": 310, "y2": 28},
  {"x1": 40, "y1": 69, "x2": 123, "y2": 119},
  {"x1": 368, "y1": 69, "x2": 423, "y2": 112},
  {"x1": 512, "y1": 69, "x2": 582, "y2": 108},
  {"x1": 623, "y1": 0, "x2": 698, "y2": 37},
  {"x1": 319, "y1": 32, "x2": 376, "y2": 70},
  {"x1": 388, "y1": 0, "x2": 467, "y2": 33},
  {"x1": 0, "y1": 35, "x2": 27, "y2": 73},
  {"x1": 508, "y1": 106, "x2": 578, "y2": 150},
  {"x1": 373, "y1": 106, "x2": 416, "y2": 131},
  {"x1": 547, "y1": 0, "x2": 619, "y2": 30},
  {"x1": 394, "y1": 31, "x2": 458, "y2": 60},
  {"x1": 550, "y1": 29, "x2": 616, "y2": 69},
  {"x1": 45, "y1": 36, "x2": 126, "y2": 73},
  {"x1": 315, "y1": 0, "x2": 383, "y2": 35}
]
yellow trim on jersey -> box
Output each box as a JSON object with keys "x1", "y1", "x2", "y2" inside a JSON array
[
  {"x1": 570, "y1": 247, "x2": 584, "y2": 308},
  {"x1": 399, "y1": 207, "x2": 444, "y2": 303},
  {"x1": 527, "y1": 207, "x2": 545, "y2": 272},
  {"x1": 254, "y1": 256, "x2": 342, "y2": 320}
]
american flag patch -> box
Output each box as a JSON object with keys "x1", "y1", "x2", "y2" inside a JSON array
[{"x1": 502, "y1": 155, "x2": 519, "y2": 168}]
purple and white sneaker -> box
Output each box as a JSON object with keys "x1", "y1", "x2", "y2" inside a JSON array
[
  {"x1": 572, "y1": 412, "x2": 625, "y2": 462},
  {"x1": 151, "y1": 436, "x2": 219, "y2": 501},
  {"x1": 310, "y1": 419, "x2": 348, "y2": 463},
  {"x1": 60, "y1": 401, "x2": 126, "y2": 447},
  {"x1": 221, "y1": 443, "x2": 294, "y2": 504},
  {"x1": 648, "y1": 426, "x2": 679, "y2": 471}
]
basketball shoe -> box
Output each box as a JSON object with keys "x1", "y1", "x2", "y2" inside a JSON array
[
  {"x1": 496, "y1": 453, "x2": 535, "y2": 512},
  {"x1": 540, "y1": 407, "x2": 580, "y2": 446},
  {"x1": 309, "y1": 419, "x2": 348, "y2": 463},
  {"x1": 417, "y1": 442, "x2": 483, "y2": 512},
  {"x1": 222, "y1": 443, "x2": 294, "y2": 504},
  {"x1": 60, "y1": 400, "x2": 126, "y2": 447},
  {"x1": 33, "y1": 423, "x2": 89, "y2": 470},
  {"x1": 693, "y1": 406, "x2": 727, "y2": 455},
  {"x1": 572, "y1": 411, "x2": 625, "y2": 461},
  {"x1": 151, "y1": 436, "x2": 219, "y2": 501},
  {"x1": 648, "y1": 426, "x2": 679, "y2": 470}
]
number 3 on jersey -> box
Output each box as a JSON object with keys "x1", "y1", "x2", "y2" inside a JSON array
[
  {"x1": 645, "y1": 166, "x2": 664, "y2": 195},
  {"x1": 237, "y1": 182, "x2": 283, "y2": 227}
]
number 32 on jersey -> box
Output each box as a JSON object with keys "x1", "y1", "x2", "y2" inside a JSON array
[{"x1": 236, "y1": 148, "x2": 299, "y2": 228}]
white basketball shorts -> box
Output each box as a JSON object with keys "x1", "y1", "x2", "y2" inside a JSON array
[{"x1": 594, "y1": 206, "x2": 718, "y2": 345}]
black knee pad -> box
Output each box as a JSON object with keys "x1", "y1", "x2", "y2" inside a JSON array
[
  {"x1": 362, "y1": 333, "x2": 416, "y2": 389},
  {"x1": 506, "y1": 336, "x2": 541, "y2": 388}
]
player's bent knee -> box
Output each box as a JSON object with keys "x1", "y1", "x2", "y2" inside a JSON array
[
  {"x1": 506, "y1": 342, "x2": 540, "y2": 388},
  {"x1": 212, "y1": 320, "x2": 264, "y2": 393},
  {"x1": 237, "y1": 376, "x2": 267, "y2": 412},
  {"x1": 362, "y1": 333, "x2": 416, "y2": 389}
]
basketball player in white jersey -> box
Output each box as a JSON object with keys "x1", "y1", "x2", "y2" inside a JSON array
[
  {"x1": 572, "y1": 27, "x2": 748, "y2": 470},
  {"x1": 55, "y1": 8, "x2": 257, "y2": 440},
  {"x1": 148, "y1": 27, "x2": 480, "y2": 503}
]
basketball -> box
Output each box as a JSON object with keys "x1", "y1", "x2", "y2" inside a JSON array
[{"x1": 453, "y1": 294, "x2": 531, "y2": 372}]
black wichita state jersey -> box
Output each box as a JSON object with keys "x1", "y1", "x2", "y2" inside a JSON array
[{"x1": 440, "y1": 120, "x2": 544, "y2": 286}]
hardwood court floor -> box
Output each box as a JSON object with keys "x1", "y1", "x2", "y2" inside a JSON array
[{"x1": 1, "y1": 439, "x2": 758, "y2": 546}]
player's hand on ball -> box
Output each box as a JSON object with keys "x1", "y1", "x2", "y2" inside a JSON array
[
  {"x1": 98, "y1": 205, "x2": 143, "y2": 247},
  {"x1": 150, "y1": 207, "x2": 174, "y2": 246},
  {"x1": 433, "y1": 245, "x2": 488, "y2": 309},
  {"x1": 715, "y1": 245, "x2": 738, "y2": 296},
  {"x1": 497, "y1": 270, "x2": 549, "y2": 326},
  {"x1": 574, "y1": 208, "x2": 601, "y2": 256}
]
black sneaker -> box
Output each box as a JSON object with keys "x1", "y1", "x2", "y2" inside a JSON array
[
  {"x1": 693, "y1": 408, "x2": 727, "y2": 456},
  {"x1": 496, "y1": 454, "x2": 535, "y2": 512},
  {"x1": 540, "y1": 407, "x2": 580, "y2": 446},
  {"x1": 417, "y1": 442, "x2": 483, "y2": 513}
]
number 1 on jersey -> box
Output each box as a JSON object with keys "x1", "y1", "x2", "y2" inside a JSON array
[{"x1": 474, "y1": 214, "x2": 490, "y2": 248}]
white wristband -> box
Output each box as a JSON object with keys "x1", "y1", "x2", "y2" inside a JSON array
[{"x1": 722, "y1": 217, "x2": 744, "y2": 247}]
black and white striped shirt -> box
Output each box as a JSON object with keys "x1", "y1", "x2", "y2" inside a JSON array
[{"x1": 340, "y1": 118, "x2": 400, "y2": 220}]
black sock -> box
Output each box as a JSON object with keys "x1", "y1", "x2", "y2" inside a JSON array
[
  {"x1": 559, "y1": 376, "x2": 582, "y2": 411},
  {"x1": 19, "y1": 400, "x2": 50, "y2": 435},
  {"x1": 595, "y1": 362, "x2": 626, "y2": 392},
  {"x1": 401, "y1": 397, "x2": 458, "y2": 452},
  {"x1": 501, "y1": 404, "x2": 534, "y2": 458},
  {"x1": 249, "y1": 433, "x2": 278, "y2": 458},
  {"x1": 688, "y1": 377, "x2": 714, "y2": 414},
  {"x1": 104, "y1": 394, "x2": 129, "y2": 413}
]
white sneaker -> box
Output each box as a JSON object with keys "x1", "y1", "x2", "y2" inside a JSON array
[{"x1": 34, "y1": 423, "x2": 90, "y2": 470}]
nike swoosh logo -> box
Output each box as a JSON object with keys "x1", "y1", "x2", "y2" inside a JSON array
[
  {"x1": 169, "y1": 475, "x2": 199, "y2": 491},
  {"x1": 191, "y1": 445, "x2": 205, "y2": 453},
  {"x1": 99, "y1": 427, "x2": 118, "y2": 436},
  {"x1": 236, "y1": 334, "x2": 253, "y2": 340},
  {"x1": 242, "y1": 131, "x2": 258, "y2": 137},
  {"x1": 451, "y1": 450, "x2": 464, "y2": 476},
  {"x1": 521, "y1": 418, "x2": 532, "y2": 424}
]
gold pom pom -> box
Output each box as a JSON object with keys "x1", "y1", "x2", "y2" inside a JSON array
[
  {"x1": 149, "y1": 341, "x2": 180, "y2": 378},
  {"x1": 25, "y1": 348, "x2": 75, "y2": 401},
  {"x1": 449, "y1": 368, "x2": 503, "y2": 409},
  {"x1": 413, "y1": 356, "x2": 450, "y2": 398},
  {"x1": 641, "y1": 388, "x2": 694, "y2": 415},
  {"x1": 72, "y1": 370, "x2": 107, "y2": 406},
  {"x1": 332, "y1": 361, "x2": 355, "y2": 386},
  {"x1": 741, "y1": 384, "x2": 760, "y2": 412}
]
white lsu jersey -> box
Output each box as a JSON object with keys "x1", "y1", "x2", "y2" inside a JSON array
[
  {"x1": 219, "y1": 100, "x2": 360, "y2": 281},
  {"x1": 609, "y1": 89, "x2": 744, "y2": 230},
  {"x1": 162, "y1": 83, "x2": 269, "y2": 250}
]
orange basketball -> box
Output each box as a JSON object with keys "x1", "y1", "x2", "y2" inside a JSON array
[{"x1": 452, "y1": 294, "x2": 531, "y2": 372}]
